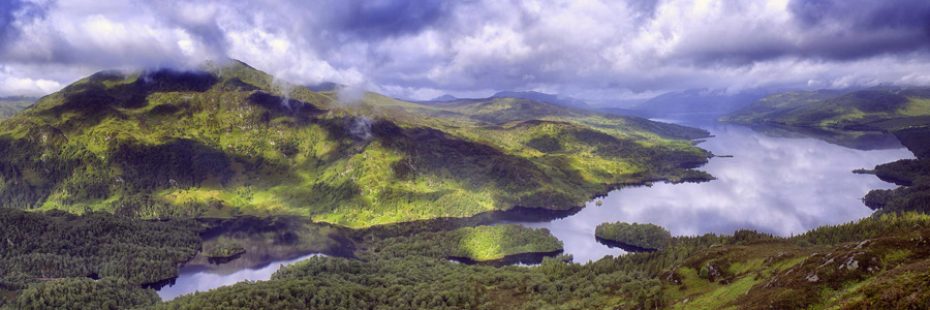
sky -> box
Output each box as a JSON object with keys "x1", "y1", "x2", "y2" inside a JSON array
[{"x1": 1, "y1": 0, "x2": 930, "y2": 104}]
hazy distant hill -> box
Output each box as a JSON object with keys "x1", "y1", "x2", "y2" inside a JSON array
[
  {"x1": 421, "y1": 90, "x2": 592, "y2": 111},
  {"x1": 0, "y1": 96, "x2": 36, "y2": 119},
  {"x1": 429, "y1": 94, "x2": 458, "y2": 102},
  {"x1": 630, "y1": 89, "x2": 770, "y2": 119},
  {"x1": 490, "y1": 90, "x2": 590, "y2": 110},
  {"x1": 724, "y1": 87, "x2": 930, "y2": 130},
  {"x1": 0, "y1": 60, "x2": 710, "y2": 228}
]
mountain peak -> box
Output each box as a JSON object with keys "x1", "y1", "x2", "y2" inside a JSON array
[
  {"x1": 430, "y1": 94, "x2": 458, "y2": 102},
  {"x1": 490, "y1": 90, "x2": 589, "y2": 109}
]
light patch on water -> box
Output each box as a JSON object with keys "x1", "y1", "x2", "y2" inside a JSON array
[
  {"x1": 157, "y1": 253, "x2": 323, "y2": 301},
  {"x1": 512, "y1": 124, "x2": 913, "y2": 263}
]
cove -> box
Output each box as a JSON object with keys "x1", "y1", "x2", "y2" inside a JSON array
[
  {"x1": 154, "y1": 216, "x2": 353, "y2": 301},
  {"x1": 157, "y1": 253, "x2": 324, "y2": 301},
  {"x1": 507, "y1": 122, "x2": 914, "y2": 263}
]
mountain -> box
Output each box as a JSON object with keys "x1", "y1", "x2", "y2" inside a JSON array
[
  {"x1": 490, "y1": 90, "x2": 591, "y2": 110},
  {"x1": 0, "y1": 60, "x2": 711, "y2": 228},
  {"x1": 720, "y1": 87, "x2": 930, "y2": 150},
  {"x1": 723, "y1": 87, "x2": 930, "y2": 130},
  {"x1": 630, "y1": 89, "x2": 770, "y2": 119},
  {"x1": 429, "y1": 94, "x2": 458, "y2": 102},
  {"x1": 0, "y1": 96, "x2": 36, "y2": 119},
  {"x1": 421, "y1": 91, "x2": 592, "y2": 110}
]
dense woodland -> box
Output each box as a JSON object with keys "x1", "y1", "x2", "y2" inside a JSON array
[
  {"x1": 595, "y1": 222, "x2": 673, "y2": 251},
  {"x1": 154, "y1": 212, "x2": 930, "y2": 309},
  {"x1": 0, "y1": 209, "x2": 201, "y2": 288},
  {"x1": 861, "y1": 127, "x2": 930, "y2": 214},
  {"x1": 3, "y1": 209, "x2": 929, "y2": 309},
  {"x1": 5, "y1": 278, "x2": 159, "y2": 310},
  {"x1": 0, "y1": 209, "x2": 202, "y2": 308}
]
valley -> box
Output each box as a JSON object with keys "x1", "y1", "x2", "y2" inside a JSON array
[
  {"x1": 1, "y1": 64, "x2": 930, "y2": 310},
  {"x1": 5, "y1": 2, "x2": 930, "y2": 308}
]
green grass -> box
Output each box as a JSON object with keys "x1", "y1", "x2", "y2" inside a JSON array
[
  {"x1": 673, "y1": 275, "x2": 759, "y2": 310},
  {"x1": 453, "y1": 225, "x2": 563, "y2": 261},
  {"x1": 898, "y1": 98, "x2": 930, "y2": 116}
]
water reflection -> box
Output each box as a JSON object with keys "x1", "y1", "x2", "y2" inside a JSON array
[
  {"x1": 157, "y1": 253, "x2": 323, "y2": 301},
  {"x1": 511, "y1": 124, "x2": 914, "y2": 263}
]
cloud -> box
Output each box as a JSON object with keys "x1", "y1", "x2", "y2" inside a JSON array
[
  {"x1": 0, "y1": 65, "x2": 62, "y2": 96},
  {"x1": 1, "y1": 0, "x2": 929, "y2": 101}
]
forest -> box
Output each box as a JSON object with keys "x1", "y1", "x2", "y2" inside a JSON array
[
  {"x1": 0, "y1": 209, "x2": 202, "y2": 308},
  {"x1": 595, "y1": 222, "x2": 673, "y2": 251},
  {"x1": 155, "y1": 212, "x2": 930, "y2": 309}
]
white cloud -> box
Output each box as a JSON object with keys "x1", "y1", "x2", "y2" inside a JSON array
[
  {"x1": 0, "y1": 65, "x2": 61, "y2": 96},
  {"x1": 1, "y1": 0, "x2": 928, "y2": 100}
]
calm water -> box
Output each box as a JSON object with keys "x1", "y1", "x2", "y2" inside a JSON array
[
  {"x1": 510, "y1": 123, "x2": 914, "y2": 263},
  {"x1": 157, "y1": 253, "x2": 322, "y2": 301},
  {"x1": 156, "y1": 122, "x2": 914, "y2": 298}
]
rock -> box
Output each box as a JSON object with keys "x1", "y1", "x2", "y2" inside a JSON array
[
  {"x1": 843, "y1": 257, "x2": 859, "y2": 271},
  {"x1": 806, "y1": 273, "x2": 819, "y2": 282}
]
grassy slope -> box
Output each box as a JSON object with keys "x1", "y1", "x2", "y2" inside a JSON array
[
  {"x1": 0, "y1": 97, "x2": 35, "y2": 120},
  {"x1": 663, "y1": 213, "x2": 930, "y2": 309},
  {"x1": 0, "y1": 60, "x2": 710, "y2": 228},
  {"x1": 723, "y1": 87, "x2": 930, "y2": 131},
  {"x1": 363, "y1": 224, "x2": 563, "y2": 262}
]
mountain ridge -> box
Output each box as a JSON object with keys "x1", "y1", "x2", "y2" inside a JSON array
[{"x1": 0, "y1": 60, "x2": 712, "y2": 228}]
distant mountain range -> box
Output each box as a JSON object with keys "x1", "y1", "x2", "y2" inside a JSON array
[
  {"x1": 723, "y1": 86, "x2": 930, "y2": 130},
  {"x1": 622, "y1": 89, "x2": 771, "y2": 119},
  {"x1": 720, "y1": 86, "x2": 930, "y2": 151},
  {"x1": 425, "y1": 90, "x2": 591, "y2": 110}
]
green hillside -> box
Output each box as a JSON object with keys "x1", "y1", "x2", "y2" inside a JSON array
[
  {"x1": 0, "y1": 60, "x2": 710, "y2": 228},
  {"x1": 0, "y1": 97, "x2": 35, "y2": 120},
  {"x1": 723, "y1": 87, "x2": 930, "y2": 130}
]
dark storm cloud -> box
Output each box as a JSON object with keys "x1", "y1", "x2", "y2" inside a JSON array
[
  {"x1": 625, "y1": 0, "x2": 660, "y2": 18},
  {"x1": 0, "y1": 0, "x2": 44, "y2": 43},
  {"x1": 655, "y1": 0, "x2": 930, "y2": 67},
  {"x1": 325, "y1": 0, "x2": 453, "y2": 39},
  {"x1": 791, "y1": 0, "x2": 930, "y2": 31},
  {"x1": 785, "y1": 0, "x2": 930, "y2": 60},
  {"x1": 0, "y1": 1, "x2": 16, "y2": 40}
]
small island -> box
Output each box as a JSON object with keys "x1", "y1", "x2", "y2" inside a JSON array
[
  {"x1": 852, "y1": 168, "x2": 875, "y2": 175},
  {"x1": 446, "y1": 225, "x2": 563, "y2": 265},
  {"x1": 205, "y1": 242, "x2": 247, "y2": 264},
  {"x1": 595, "y1": 222, "x2": 672, "y2": 252}
]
